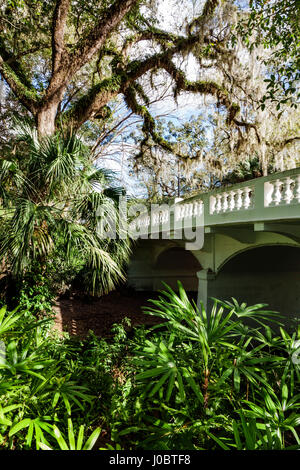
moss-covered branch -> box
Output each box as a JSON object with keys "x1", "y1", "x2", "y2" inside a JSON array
[
  {"x1": 69, "y1": 0, "x2": 139, "y2": 73},
  {"x1": 0, "y1": 53, "x2": 39, "y2": 113},
  {"x1": 63, "y1": 75, "x2": 123, "y2": 128},
  {"x1": 188, "y1": 0, "x2": 220, "y2": 35}
]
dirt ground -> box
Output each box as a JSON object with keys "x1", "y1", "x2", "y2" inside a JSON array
[{"x1": 53, "y1": 289, "x2": 163, "y2": 338}]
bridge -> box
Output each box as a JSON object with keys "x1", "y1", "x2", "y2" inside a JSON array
[{"x1": 128, "y1": 167, "x2": 300, "y2": 322}]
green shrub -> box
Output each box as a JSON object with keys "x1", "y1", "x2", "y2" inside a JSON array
[
  {"x1": 0, "y1": 283, "x2": 299, "y2": 450},
  {"x1": 112, "y1": 283, "x2": 300, "y2": 450}
]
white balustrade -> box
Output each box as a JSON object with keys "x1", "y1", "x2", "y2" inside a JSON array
[
  {"x1": 175, "y1": 200, "x2": 203, "y2": 221},
  {"x1": 210, "y1": 185, "x2": 254, "y2": 215},
  {"x1": 264, "y1": 174, "x2": 300, "y2": 207},
  {"x1": 131, "y1": 168, "x2": 300, "y2": 237},
  {"x1": 151, "y1": 208, "x2": 169, "y2": 226}
]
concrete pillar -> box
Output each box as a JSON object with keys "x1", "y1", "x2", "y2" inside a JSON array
[{"x1": 197, "y1": 269, "x2": 216, "y2": 311}]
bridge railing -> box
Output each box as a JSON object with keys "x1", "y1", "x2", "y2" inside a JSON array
[
  {"x1": 209, "y1": 184, "x2": 255, "y2": 215},
  {"x1": 130, "y1": 166, "x2": 300, "y2": 236}
]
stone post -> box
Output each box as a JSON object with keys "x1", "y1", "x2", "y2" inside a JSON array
[{"x1": 197, "y1": 269, "x2": 216, "y2": 311}]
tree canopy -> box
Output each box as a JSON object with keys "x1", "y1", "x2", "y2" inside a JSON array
[
  {"x1": 0, "y1": 0, "x2": 299, "y2": 183},
  {"x1": 0, "y1": 1, "x2": 266, "y2": 136}
]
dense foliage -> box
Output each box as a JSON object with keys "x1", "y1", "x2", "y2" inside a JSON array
[
  {"x1": 0, "y1": 124, "x2": 131, "y2": 300},
  {"x1": 1, "y1": 284, "x2": 299, "y2": 450}
]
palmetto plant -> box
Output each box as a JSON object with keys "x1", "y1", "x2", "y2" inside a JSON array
[
  {"x1": 9, "y1": 416, "x2": 55, "y2": 450},
  {"x1": 0, "y1": 306, "x2": 20, "y2": 337},
  {"x1": 141, "y1": 282, "x2": 280, "y2": 408},
  {"x1": 39, "y1": 418, "x2": 101, "y2": 450},
  {"x1": 0, "y1": 291, "x2": 299, "y2": 450},
  {"x1": 122, "y1": 284, "x2": 300, "y2": 450},
  {"x1": 242, "y1": 383, "x2": 300, "y2": 448},
  {"x1": 207, "y1": 410, "x2": 300, "y2": 450},
  {"x1": 0, "y1": 339, "x2": 52, "y2": 380},
  {"x1": 0, "y1": 122, "x2": 131, "y2": 296},
  {"x1": 135, "y1": 335, "x2": 204, "y2": 404},
  {"x1": 0, "y1": 304, "x2": 103, "y2": 450}
]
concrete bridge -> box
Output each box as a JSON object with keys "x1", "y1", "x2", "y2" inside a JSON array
[{"x1": 128, "y1": 167, "x2": 300, "y2": 322}]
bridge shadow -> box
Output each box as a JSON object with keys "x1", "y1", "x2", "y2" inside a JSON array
[
  {"x1": 53, "y1": 286, "x2": 199, "y2": 338},
  {"x1": 210, "y1": 245, "x2": 300, "y2": 328},
  {"x1": 53, "y1": 289, "x2": 164, "y2": 338}
]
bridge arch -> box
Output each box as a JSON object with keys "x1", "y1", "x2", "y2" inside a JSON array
[
  {"x1": 153, "y1": 246, "x2": 202, "y2": 292},
  {"x1": 216, "y1": 242, "x2": 300, "y2": 274},
  {"x1": 127, "y1": 239, "x2": 202, "y2": 292},
  {"x1": 208, "y1": 244, "x2": 300, "y2": 321}
]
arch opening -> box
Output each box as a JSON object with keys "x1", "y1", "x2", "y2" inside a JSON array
[
  {"x1": 153, "y1": 247, "x2": 201, "y2": 293},
  {"x1": 210, "y1": 245, "x2": 300, "y2": 321}
]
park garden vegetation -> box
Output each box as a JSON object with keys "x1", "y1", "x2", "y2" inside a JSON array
[
  {"x1": 0, "y1": 282, "x2": 299, "y2": 450},
  {"x1": 0, "y1": 0, "x2": 299, "y2": 451}
]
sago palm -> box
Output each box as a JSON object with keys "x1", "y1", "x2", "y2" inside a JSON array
[{"x1": 0, "y1": 122, "x2": 131, "y2": 296}]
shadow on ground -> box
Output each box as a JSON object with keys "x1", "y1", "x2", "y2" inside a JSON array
[{"x1": 53, "y1": 290, "x2": 163, "y2": 338}]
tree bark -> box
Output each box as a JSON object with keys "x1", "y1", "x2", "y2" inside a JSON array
[{"x1": 36, "y1": 102, "x2": 60, "y2": 137}]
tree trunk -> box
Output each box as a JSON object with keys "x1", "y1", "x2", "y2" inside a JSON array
[{"x1": 36, "y1": 102, "x2": 59, "y2": 137}]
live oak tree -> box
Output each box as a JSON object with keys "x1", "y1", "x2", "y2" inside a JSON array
[
  {"x1": 0, "y1": 0, "x2": 256, "y2": 141},
  {"x1": 1, "y1": 0, "x2": 299, "y2": 174}
]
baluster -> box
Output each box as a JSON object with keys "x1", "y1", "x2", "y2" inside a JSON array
[
  {"x1": 283, "y1": 178, "x2": 293, "y2": 205},
  {"x1": 273, "y1": 179, "x2": 283, "y2": 206},
  {"x1": 216, "y1": 194, "x2": 222, "y2": 213},
  {"x1": 236, "y1": 189, "x2": 243, "y2": 210},
  {"x1": 222, "y1": 192, "x2": 228, "y2": 212},
  {"x1": 198, "y1": 201, "x2": 204, "y2": 215},
  {"x1": 293, "y1": 175, "x2": 300, "y2": 204},
  {"x1": 193, "y1": 202, "x2": 198, "y2": 216},
  {"x1": 210, "y1": 197, "x2": 216, "y2": 214},
  {"x1": 186, "y1": 204, "x2": 190, "y2": 217},
  {"x1": 264, "y1": 182, "x2": 274, "y2": 207},
  {"x1": 194, "y1": 201, "x2": 203, "y2": 216},
  {"x1": 243, "y1": 187, "x2": 251, "y2": 209},
  {"x1": 229, "y1": 191, "x2": 236, "y2": 211}
]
